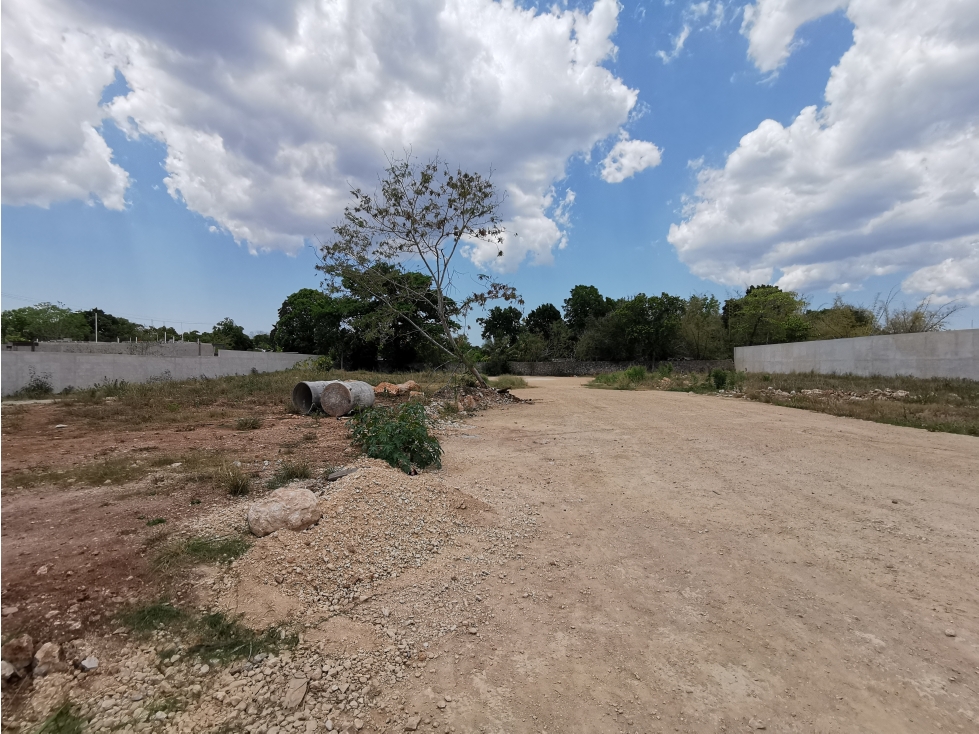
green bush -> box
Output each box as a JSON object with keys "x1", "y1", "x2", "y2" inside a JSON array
[
  {"x1": 624, "y1": 365, "x2": 648, "y2": 383},
  {"x1": 482, "y1": 351, "x2": 510, "y2": 376},
  {"x1": 349, "y1": 402, "x2": 442, "y2": 474},
  {"x1": 711, "y1": 369, "x2": 728, "y2": 389},
  {"x1": 656, "y1": 362, "x2": 674, "y2": 377}
]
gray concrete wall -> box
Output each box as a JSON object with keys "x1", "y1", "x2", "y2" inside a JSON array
[
  {"x1": 1, "y1": 350, "x2": 316, "y2": 396},
  {"x1": 734, "y1": 329, "x2": 979, "y2": 380},
  {"x1": 21, "y1": 341, "x2": 211, "y2": 356}
]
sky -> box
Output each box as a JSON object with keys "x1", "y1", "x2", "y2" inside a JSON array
[{"x1": 2, "y1": 0, "x2": 978, "y2": 335}]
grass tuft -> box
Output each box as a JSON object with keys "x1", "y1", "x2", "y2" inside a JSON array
[
  {"x1": 153, "y1": 535, "x2": 250, "y2": 572},
  {"x1": 217, "y1": 464, "x2": 251, "y2": 496},
  {"x1": 235, "y1": 416, "x2": 262, "y2": 430},
  {"x1": 265, "y1": 460, "x2": 312, "y2": 489},
  {"x1": 117, "y1": 602, "x2": 187, "y2": 634},
  {"x1": 36, "y1": 702, "x2": 85, "y2": 734}
]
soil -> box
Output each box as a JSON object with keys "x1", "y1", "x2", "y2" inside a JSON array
[
  {"x1": 0, "y1": 402, "x2": 352, "y2": 646},
  {"x1": 3, "y1": 377, "x2": 978, "y2": 733}
]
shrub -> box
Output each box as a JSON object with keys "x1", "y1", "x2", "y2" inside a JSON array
[
  {"x1": 482, "y1": 351, "x2": 510, "y2": 376},
  {"x1": 349, "y1": 402, "x2": 442, "y2": 474},
  {"x1": 235, "y1": 417, "x2": 262, "y2": 430},
  {"x1": 624, "y1": 365, "x2": 647, "y2": 383},
  {"x1": 710, "y1": 369, "x2": 728, "y2": 390},
  {"x1": 656, "y1": 362, "x2": 674, "y2": 377},
  {"x1": 15, "y1": 367, "x2": 54, "y2": 399}
]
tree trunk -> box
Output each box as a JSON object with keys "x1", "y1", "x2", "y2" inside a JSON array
[{"x1": 319, "y1": 380, "x2": 376, "y2": 416}]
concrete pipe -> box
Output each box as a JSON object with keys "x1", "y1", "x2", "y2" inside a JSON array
[
  {"x1": 291, "y1": 380, "x2": 339, "y2": 414},
  {"x1": 319, "y1": 380, "x2": 376, "y2": 417}
]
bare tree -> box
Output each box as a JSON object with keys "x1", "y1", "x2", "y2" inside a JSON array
[
  {"x1": 317, "y1": 153, "x2": 521, "y2": 387},
  {"x1": 871, "y1": 289, "x2": 965, "y2": 334}
]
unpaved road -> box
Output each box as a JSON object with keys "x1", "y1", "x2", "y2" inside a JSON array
[{"x1": 427, "y1": 378, "x2": 978, "y2": 733}]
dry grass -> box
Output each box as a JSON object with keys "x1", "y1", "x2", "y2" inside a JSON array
[
  {"x1": 20, "y1": 367, "x2": 450, "y2": 431},
  {"x1": 2, "y1": 449, "x2": 229, "y2": 491},
  {"x1": 589, "y1": 369, "x2": 979, "y2": 436}
]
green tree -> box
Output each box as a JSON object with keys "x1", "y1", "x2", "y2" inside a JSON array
[
  {"x1": 807, "y1": 296, "x2": 875, "y2": 340},
  {"x1": 722, "y1": 285, "x2": 811, "y2": 347},
  {"x1": 680, "y1": 294, "x2": 727, "y2": 358},
  {"x1": 562, "y1": 285, "x2": 614, "y2": 337},
  {"x1": 575, "y1": 293, "x2": 684, "y2": 362},
  {"x1": 251, "y1": 333, "x2": 273, "y2": 351},
  {"x1": 211, "y1": 318, "x2": 253, "y2": 351},
  {"x1": 81, "y1": 308, "x2": 144, "y2": 342},
  {"x1": 479, "y1": 306, "x2": 524, "y2": 346},
  {"x1": 318, "y1": 153, "x2": 520, "y2": 387},
  {"x1": 524, "y1": 303, "x2": 563, "y2": 336},
  {"x1": 1, "y1": 302, "x2": 91, "y2": 342},
  {"x1": 271, "y1": 289, "x2": 333, "y2": 354}
]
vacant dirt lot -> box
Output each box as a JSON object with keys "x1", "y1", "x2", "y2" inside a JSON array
[
  {"x1": 433, "y1": 377, "x2": 978, "y2": 733},
  {"x1": 3, "y1": 376, "x2": 977, "y2": 733}
]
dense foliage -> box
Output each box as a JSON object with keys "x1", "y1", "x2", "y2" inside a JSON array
[{"x1": 348, "y1": 402, "x2": 443, "y2": 474}]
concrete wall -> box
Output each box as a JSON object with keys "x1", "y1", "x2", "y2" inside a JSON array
[
  {"x1": 18, "y1": 341, "x2": 212, "y2": 357},
  {"x1": 477, "y1": 359, "x2": 735, "y2": 377},
  {"x1": 734, "y1": 329, "x2": 979, "y2": 380},
  {"x1": 1, "y1": 350, "x2": 316, "y2": 396}
]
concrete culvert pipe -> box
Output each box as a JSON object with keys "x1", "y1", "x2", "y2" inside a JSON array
[
  {"x1": 319, "y1": 380, "x2": 375, "y2": 417},
  {"x1": 292, "y1": 380, "x2": 339, "y2": 414}
]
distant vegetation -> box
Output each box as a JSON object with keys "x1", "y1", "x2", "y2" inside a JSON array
[
  {"x1": 4, "y1": 284, "x2": 961, "y2": 374},
  {"x1": 1, "y1": 302, "x2": 261, "y2": 351}
]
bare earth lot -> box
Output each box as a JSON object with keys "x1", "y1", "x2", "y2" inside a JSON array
[
  {"x1": 3, "y1": 376, "x2": 978, "y2": 733},
  {"x1": 434, "y1": 378, "x2": 978, "y2": 732}
]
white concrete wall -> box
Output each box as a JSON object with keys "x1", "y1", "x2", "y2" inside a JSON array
[
  {"x1": 27, "y1": 341, "x2": 209, "y2": 356},
  {"x1": 734, "y1": 329, "x2": 979, "y2": 380},
  {"x1": 1, "y1": 350, "x2": 316, "y2": 396}
]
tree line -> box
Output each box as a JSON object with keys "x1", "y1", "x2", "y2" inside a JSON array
[
  {"x1": 266, "y1": 281, "x2": 960, "y2": 372},
  {"x1": 1, "y1": 303, "x2": 262, "y2": 351}
]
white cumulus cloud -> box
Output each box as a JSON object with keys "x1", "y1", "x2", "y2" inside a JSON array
[
  {"x1": 668, "y1": 0, "x2": 979, "y2": 303},
  {"x1": 1, "y1": 1, "x2": 129, "y2": 209},
  {"x1": 600, "y1": 134, "x2": 663, "y2": 183},
  {"x1": 2, "y1": 0, "x2": 649, "y2": 271}
]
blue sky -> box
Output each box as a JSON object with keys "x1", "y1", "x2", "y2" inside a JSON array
[{"x1": 3, "y1": 0, "x2": 978, "y2": 334}]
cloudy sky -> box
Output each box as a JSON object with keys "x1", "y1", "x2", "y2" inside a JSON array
[{"x1": 3, "y1": 0, "x2": 978, "y2": 333}]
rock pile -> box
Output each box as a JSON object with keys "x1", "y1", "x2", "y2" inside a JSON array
[{"x1": 4, "y1": 457, "x2": 543, "y2": 734}]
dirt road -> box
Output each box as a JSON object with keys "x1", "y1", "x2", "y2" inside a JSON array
[{"x1": 426, "y1": 378, "x2": 978, "y2": 732}]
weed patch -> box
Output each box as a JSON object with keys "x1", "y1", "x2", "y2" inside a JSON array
[
  {"x1": 265, "y1": 460, "x2": 312, "y2": 489},
  {"x1": 235, "y1": 417, "x2": 262, "y2": 430},
  {"x1": 117, "y1": 602, "x2": 187, "y2": 634},
  {"x1": 349, "y1": 402, "x2": 442, "y2": 474},
  {"x1": 217, "y1": 464, "x2": 251, "y2": 496},
  {"x1": 188, "y1": 611, "x2": 295, "y2": 662},
  {"x1": 116, "y1": 603, "x2": 293, "y2": 661},
  {"x1": 36, "y1": 702, "x2": 85, "y2": 734},
  {"x1": 153, "y1": 535, "x2": 250, "y2": 572}
]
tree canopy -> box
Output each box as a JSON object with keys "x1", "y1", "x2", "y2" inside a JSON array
[{"x1": 317, "y1": 153, "x2": 520, "y2": 385}]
